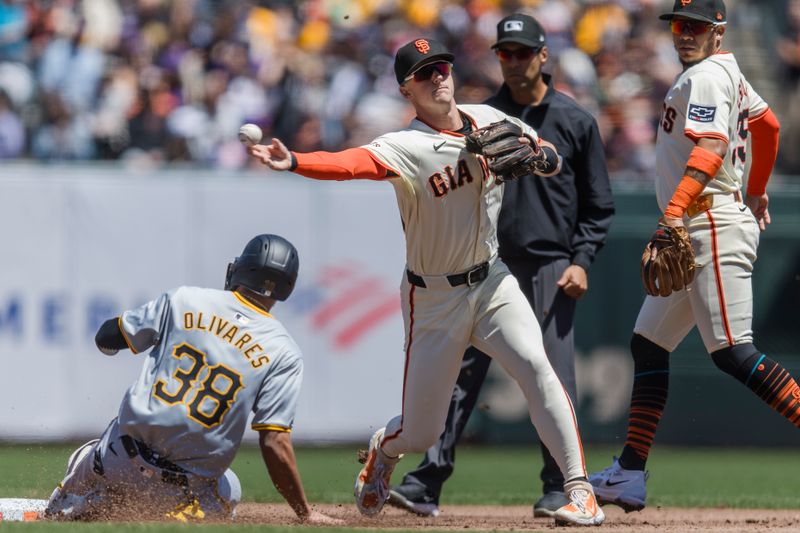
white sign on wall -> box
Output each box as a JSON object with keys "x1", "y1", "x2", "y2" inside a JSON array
[{"x1": 0, "y1": 166, "x2": 408, "y2": 443}]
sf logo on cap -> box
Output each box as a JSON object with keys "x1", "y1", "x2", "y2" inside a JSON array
[
  {"x1": 415, "y1": 39, "x2": 430, "y2": 54},
  {"x1": 504, "y1": 20, "x2": 524, "y2": 32},
  {"x1": 680, "y1": 0, "x2": 692, "y2": 6}
]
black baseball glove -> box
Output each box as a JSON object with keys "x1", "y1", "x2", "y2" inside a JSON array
[{"x1": 465, "y1": 120, "x2": 550, "y2": 182}]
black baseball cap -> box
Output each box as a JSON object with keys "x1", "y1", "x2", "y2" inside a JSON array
[
  {"x1": 659, "y1": 0, "x2": 726, "y2": 24},
  {"x1": 492, "y1": 13, "x2": 546, "y2": 50},
  {"x1": 394, "y1": 38, "x2": 455, "y2": 84}
]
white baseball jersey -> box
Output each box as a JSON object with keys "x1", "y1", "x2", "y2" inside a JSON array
[
  {"x1": 640, "y1": 51, "x2": 769, "y2": 353},
  {"x1": 362, "y1": 104, "x2": 540, "y2": 276},
  {"x1": 655, "y1": 52, "x2": 768, "y2": 211},
  {"x1": 354, "y1": 104, "x2": 587, "y2": 485},
  {"x1": 117, "y1": 286, "x2": 303, "y2": 478}
]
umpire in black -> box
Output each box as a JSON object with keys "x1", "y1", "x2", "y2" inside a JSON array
[{"x1": 388, "y1": 13, "x2": 615, "y2": 517}]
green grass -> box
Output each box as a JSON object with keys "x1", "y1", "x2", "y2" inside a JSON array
[
  {"x1": 2, "y1": 443, "x2": 798, "y2": 531},
  {"x1": 0, "y1": 525, "x2": 354, "y2": 533}
]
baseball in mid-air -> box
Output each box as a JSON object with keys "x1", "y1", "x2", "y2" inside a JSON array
[{"x1": 238, "y1": 123, "x2": 263, "y2": 147}]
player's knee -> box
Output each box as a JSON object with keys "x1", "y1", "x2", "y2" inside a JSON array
[
  {"x1": 65, "y1": 439, "x2": 99, "y2": 477},
  {"x1": 630, "y1": 333, "x2": 669, "y2": 372},
  {"x1": 219, "y1": 469, "x2": 242, "y2": 511},
  {"x1": 710, "y1": 343, "x2": 762, "y2": 383}
]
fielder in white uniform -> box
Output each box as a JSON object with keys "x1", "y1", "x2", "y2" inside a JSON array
[
  {"x1": 590, "y1": 0, "x2": 797, "y2": 512},
  {"x1": 248, "y1": 38, "x2": 603, "y2": 526},
  {"x1": 46, "y1": 234, "x2": 341, "y2": 525}
]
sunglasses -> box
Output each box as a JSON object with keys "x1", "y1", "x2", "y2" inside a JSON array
[
  {"x1": 669, "y1": 19, "x2": 716, "y2": 36},
  {"x1": 495, "y1": 47, "x2": 539, "y2": 62},
  {"x1": 405, "y1": 62, "x2": 452, "y2": 83}
]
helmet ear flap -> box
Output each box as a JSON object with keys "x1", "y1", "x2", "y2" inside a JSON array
[{"x1": 224, "y1": 262, "x2": 235, "y2": 291}]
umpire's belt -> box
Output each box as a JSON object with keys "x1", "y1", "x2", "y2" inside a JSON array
[
  {"x1": 686, "y1": 190, "x2": 742, "y2": 218},
  {"x1": 120, "y1": 435, "x2": 189, "y2": 484},
  {"x1": 406, "y1": 261, "x2": 489, "y2": 289}
]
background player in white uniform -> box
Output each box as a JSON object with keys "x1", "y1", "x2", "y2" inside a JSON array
[
  {"x1": 46, "y1": 234, "x2": 341, "y2": 525},
  {"x1": 248, "y1": 38, "x2": 603, "y2": 526},
  {"x1": 590, "y1": 0, "x2": 796, "y2": 512}
]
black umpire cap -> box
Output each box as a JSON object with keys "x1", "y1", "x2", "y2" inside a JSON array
[
  {"x1": 394, "y1": 38, "x2": 454, "y2": 84},
  {"x1": 659, "y1": 0, "x2": 726, "y2": 24},
  {"x1": 492, "y1": 13, "x2": 546, "y2": 50}
]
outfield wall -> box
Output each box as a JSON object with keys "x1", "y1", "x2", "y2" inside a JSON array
[
  {"x1": 475, "y1": 186, "x2": 800, "y2": 447},
  {"x1": 0, "y1": 165, "x2": 797, "y2": 445}
]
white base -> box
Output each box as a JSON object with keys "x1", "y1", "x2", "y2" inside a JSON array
[{"x1": 0, "y1": 498, "x2": 48, "y2": 521}]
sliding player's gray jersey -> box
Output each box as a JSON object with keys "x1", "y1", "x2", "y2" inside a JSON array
[{"x1": 117, "y1": 286, "x2": 303, "y2": 478}]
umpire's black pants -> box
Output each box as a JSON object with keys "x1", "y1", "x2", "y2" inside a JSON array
[{"x1": 399, "y1": 257, "x2": 578, "y2": 499}]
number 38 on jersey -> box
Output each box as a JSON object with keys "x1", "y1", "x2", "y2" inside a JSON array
[{"x1": 153, "y1": 343, "x2": 244, "y2": 428}]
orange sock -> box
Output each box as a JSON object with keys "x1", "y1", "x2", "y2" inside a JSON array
[{"x1": 619, "y1": 335, "x2": 670, "y2": 470}]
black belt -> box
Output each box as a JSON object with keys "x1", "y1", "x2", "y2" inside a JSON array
[
  {"x1": 406, "y1": 261, "x2": 489, "y2": 288},
  {"x1": 120, "y1": 435, "x2": 189, "y2": 484}
]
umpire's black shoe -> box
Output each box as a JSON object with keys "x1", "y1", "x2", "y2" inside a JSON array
[
  {"x1": 533, "y1": 491, "x2": 570, "y2": 517},
  {"x1": 387, "y1": 483, "x2": 440, "y2": 517}
]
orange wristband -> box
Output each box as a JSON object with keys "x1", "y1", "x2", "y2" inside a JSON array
[
  {"x1": 664, "y1": 175, "x2": 705, "y2": 218},
  {"x1": 686, "y1": 145, "x2": 723, "y2": 177},
  {"x1": 664, "y1": 146, "x2": 723, "y2": 218}
]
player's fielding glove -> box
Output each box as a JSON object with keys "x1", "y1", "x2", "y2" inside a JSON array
[
  {"x1": 465, "y1": 120, "x2": 553, "y2": 182},
  {"x1": 640, "y1": 221, "x2": 696, "y2": 297}
]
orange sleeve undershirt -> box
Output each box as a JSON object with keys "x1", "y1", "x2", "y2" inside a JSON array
[
  {"x1": 291, "y1": 147, "x2": 390, "y2": 181},
  {"x1": 746, "y1": 108, "x2": 780, "y2": 196}
]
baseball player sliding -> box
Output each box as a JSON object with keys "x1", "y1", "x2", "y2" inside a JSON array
[
  {"x1": 46, "y1": 234, "x2": 341, "y2": 525},
  {"x1": 248, "y1": 38, "x2": 604, "y2": 526},
  {"x1": 590, "y1": 0, "x2": 797, "y2": 512}
]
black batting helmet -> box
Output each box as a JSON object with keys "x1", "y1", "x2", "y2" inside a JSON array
[{"x1": 224, "y1": 234, "x2": 299, "y2": 301}]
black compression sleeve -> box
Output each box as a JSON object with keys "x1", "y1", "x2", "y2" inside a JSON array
[{"x1": 95, "y1": 318, "x2": 129, "y2": 351}]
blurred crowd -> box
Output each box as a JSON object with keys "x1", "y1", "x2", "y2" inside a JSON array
[
  {"x1": 774, "y1": 0, "x2": 800, "y2": 173},
  {"x1": 0, "y1": 0, "x2": 796, "y2": 177}
]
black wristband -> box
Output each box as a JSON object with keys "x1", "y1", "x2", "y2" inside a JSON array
[
  {"x1": 289, "y1": 153, "x2": 298, "y2": 171},
  {"x1": 535, "y1": 145, "x2": 559, "y2": 175}
]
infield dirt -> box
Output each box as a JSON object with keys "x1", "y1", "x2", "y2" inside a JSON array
[{"x1": 235, "y1": 503, "x2": 800, "y2": 532}]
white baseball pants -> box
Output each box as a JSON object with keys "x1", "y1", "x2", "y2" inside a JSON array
[
  {"x1": 381, "y1": 258, "x2": 587, "y2": 483},
  {"x1": 635, "y1": 195, "x2": 759, "y2": 353}
]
